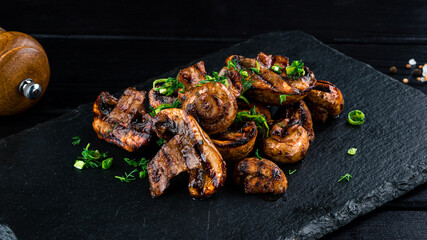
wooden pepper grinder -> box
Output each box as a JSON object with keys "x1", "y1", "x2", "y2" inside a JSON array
[{"x1": 0, "y1": 27, "x2": 50, "y2": 116}]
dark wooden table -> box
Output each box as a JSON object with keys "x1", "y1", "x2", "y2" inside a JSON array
[{"x1": 1, "y1": 1, "x2": 426, "y2": 239}]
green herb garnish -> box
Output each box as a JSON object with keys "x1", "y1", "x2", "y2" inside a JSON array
[
  {"x1": 102, "y1": 158, "x2": 113, "y2": 169},
  {"x1": 338, "y1": 173, "x2": 352, "y2": 182},
  {"x1": 348, "y1": 110, "x2": 365, "y2": 125},
  {"x1": 277, "y1": 123, "x2": 286, "y2": 128},
  {"x1": 289, "y1": 169, "x2": 296, "y2": 175},
  {"x1": 234, "y1": 106, "x2": 270, "y2": 137},
  {"x1": 279, "y1": 94, "x2": 290, "y2": 105},
  {"x1": 150, "y1": 99, "x2": 181, "y2": 117},
  {"x1": 255, "y1": 149, "x2": 262, "y2": 160},
  {"x1": 238, "y1": 69, "x2": 254, "y2": 104},
  {"x1": 156, "y1": 138, "x2": 167, "y2": 146},
  {"x1": 286, "y1": 60, "x2": 305, "y2": 78},
  {"x1": 347, "y1": 148, "x2": 357, "y2": 155},
  {"x1": 115, "y1": 169, "x2": 139, "y2": 183},
  {"x1": 227, "y1": 59, "x2": 238, "y2": 70},
  {"x1": 122, "y1": 157, "x2": 150, "y2": 179},
  {"x1": 72, "y1": 136, "x2": 81, "y2": 145},
  {"x1": 74, "y1": 160, "x2": 85, "y2": 169},
  {"x1": 74, "y1": 143, "x2": 108, "y2": 169},
  {"x1": 270, "y1": 63, "x2": 283, "y2": 74},
  {"x1": 153, "y1": 77, "x2": 184, "y2": 96},
  {"x1": 250, "y1": 60, "x2": 261, "y2": 74},
  {"x1": 198, "y1": 71, "x2": 229, "y2": 87}
]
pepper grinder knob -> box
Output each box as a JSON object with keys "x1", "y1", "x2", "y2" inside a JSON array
[{"x1": 18, "y1": 79, "x2": 42, "y2": 100}]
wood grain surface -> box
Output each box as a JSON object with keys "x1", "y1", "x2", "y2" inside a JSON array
[{"x1": 0, "y1": 0, "x2": 426, "y2": 239}]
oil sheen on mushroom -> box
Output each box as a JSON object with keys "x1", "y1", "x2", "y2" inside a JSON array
[
  {"x1": 304, "y1": 80, "x2": 344, "y2": 122},
  {"x1": 263, "y1": 101, "x2": 313, "y2": 163},
  {"x1": 211, "y1": 121, "x2": 258, "y2": 163},
  {"x1": 92, "y1": 87, "x2": 152, "y2": 152},
  {"x1": 233, "y1": 157, "x2": 288, "y2": 194},
  {"x1": 147, "y1": 108, "x2": 226, "y2": 199},
  {"x1": 182, "y1": 82, "x2": 237, "y2": 135}
]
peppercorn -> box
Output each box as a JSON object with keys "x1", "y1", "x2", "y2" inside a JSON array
[
  {"x1": 419, "y1": 65, "x2": 423, "y2": 69},
  {"x1": 416, "y1": 77, "x2": 421, "y2": 82},
  {"x1": 405, "y1": 64, "x2": 411, "y2": 69},
  {"x1": 389, "y1": 66, "x2": 397, "y2": 74},
  {"x1": 402, "y1": 78, "x2": 409, "y2": 83},
  {"x1": 413, "y1": 68, "x2": 422, "y2": 76}
]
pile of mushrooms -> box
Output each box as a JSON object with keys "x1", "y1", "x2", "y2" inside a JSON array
[{"x1": 93, "y1": 52, "x2": 344, "y2": 199}]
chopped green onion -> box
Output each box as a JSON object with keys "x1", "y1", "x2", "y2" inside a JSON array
[
  {"x1": 279, "y1": 94, "x2": 290, "y2": 104},
  {"x1": 286, "y1": 60, "x2": 305, "y2": 78},
  {"x1": 74, "y1": 160, "x2": 85, "y2": 169},
  {"x1": 347, "y1": 148, "x2": 357, "y2": 155},
  {"x1": 289, "y1": 169, "x2": 296, "y2": 175},
  {"x1": 338, "y1": 173, "x2": 352, "y2": 182},
  {"x1": 255, "y1": 149, "x2": 262, "y2": 160},
  {"x1": 251, "y1": 60, "x2": 261, "y2": 74},
  {"x1": 75, "y1": 143, "x2": 108, "y2": 168},
  {"x1": 348, "y1": 110, "x2": 365, "y2": 125},
  {"x1": 102, "y1": 158, "x2": 113, "y2": 169},
  {"x1": 270, "y1": 64, "x2": 283, "y2": 74},
  {"x1": 240, "y1": 70, "x2": 249, "y2": 77}
]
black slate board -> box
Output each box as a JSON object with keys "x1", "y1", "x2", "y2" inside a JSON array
[{"x1": 1, "y1": 31, "x2": 426, "y2": 240}]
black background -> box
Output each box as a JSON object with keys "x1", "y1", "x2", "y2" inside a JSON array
[{"x1": 1, "y1": 0, "x2": 426, "y2": 239}]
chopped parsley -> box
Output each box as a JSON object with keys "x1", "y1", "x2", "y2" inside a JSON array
[
  {"x1": 71, "y1": 136, "x2": 81, "y2": 145},
  {"x1": 115, "y1": 169, "x2": 139, "y2": 183}
]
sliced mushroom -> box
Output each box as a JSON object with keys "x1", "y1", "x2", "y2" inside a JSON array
[
  {"x1": 304, "y1": 80, "x2": 344, "y2": 122},
  {"x1": 182, "y1": 82, "x2": 237, "y2": 135},
  {"x1": 233, "y1": 157, "x2": 287, "y2": 195},
  {"x1": 263, "y1": 101, "x2": 313, "y2": 163},
  {"x1": 211, "y1": 121, "x2": 258, "y2": 163},
  {"x1": 176, "y1": 61, "x2": 207, "y2": 92},
  {"x1": 148, "y1": 108, "x2": 226, "y2": 198},
  {"x1": 223, "y1": 53, "x2": 316, "y2": 106},
  {"x1": 92, "y1": 87, "x2": 152, "y2": 152}
]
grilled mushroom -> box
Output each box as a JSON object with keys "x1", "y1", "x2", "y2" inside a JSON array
[
  {"x1": 147, "y1": 108, "x2": 226, "y2": 198},
  {"x1": 223, "y1": 53, "x2": 316, "y2": 106},
  {"x1": 211, "y1": 121, "x2": 258, "y2": 163},
  {"x1": 182, "y1": 82, "x2": 237, "y2": 135},
  {"x1": 304, "y1": 80, "x2": 344, "y2": 122},
  {"x1": 263, "y1": 101, "x2": 313, "y2": 163},
  {"x1": 176, "y1": 61, "x2": 207, "y2": 92},
  {"x1": 92, "y1": 87, "x2": 152, "y2": 152},
  {"x1": 233, "y1": 157, "x2": 287, "y2": 195}
]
